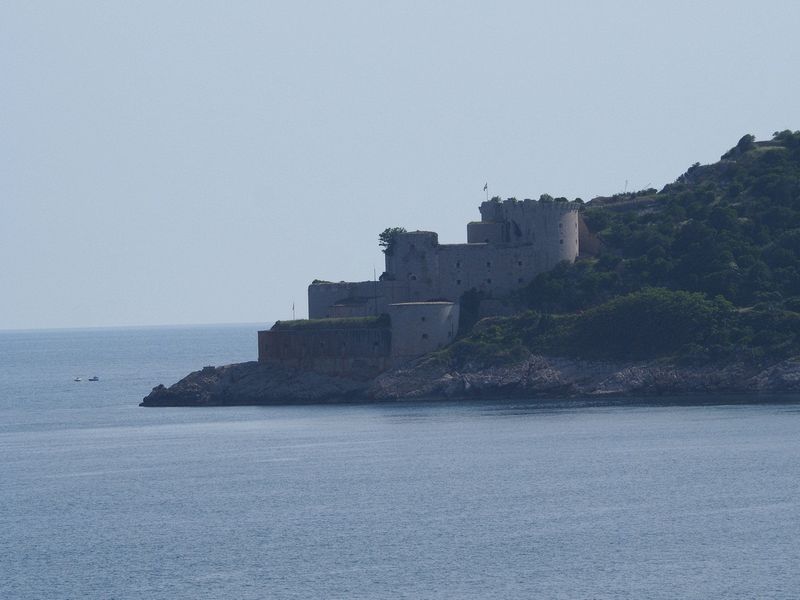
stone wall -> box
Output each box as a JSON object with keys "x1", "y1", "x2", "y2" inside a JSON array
[
  {"x1": 435, "y1": 243, "x2": 541, "y2": 299},
  {"x1": 308, "y1": 280, "x2": 425, "y2": 319},
  {"x1": 308, "y1": 281, "x2": 378, "y2": 319},
  {"x1": 466, "y1": 221, "x2": 504, "y2": 244},
  {"x1": 258, "y1": 326, "x2": 391, "y2": 378},
  {"x1": 383, "y1": 200, "x2": 579, "y2": 301},
  {"x1": 259, "y1": 303, "x2": 459, "y2": 375},
  {"x1": 383, "y1": 231, "x2": 441, "y2": 301},
  {"x1": 307, "y1": 198, "x2": 581, "y2": 321},
  {"x1": 387, "y1": 302, "x2": 459, "y2": 364}
]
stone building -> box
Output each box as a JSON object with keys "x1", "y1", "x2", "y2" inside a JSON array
[
  {"x1": 258, "y1": 301, "x2": 459, "y2": 377},
  {"x1": 259, "y1": 197, "x2": 579, "y2": 376},
  {"x1": 308, "y1": 197, "x2": 580, "y2": 318}
]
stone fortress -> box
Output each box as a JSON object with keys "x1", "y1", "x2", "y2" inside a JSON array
[{"x1": 258, "y1": 197, "x2": 580, "y2": 376}]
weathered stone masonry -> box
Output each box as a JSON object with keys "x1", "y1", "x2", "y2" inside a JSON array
[
  {"x1": 259, "y1": 197, "x2": 578, "y2": 376},
  {"x1": 258, "y1": 301, "x2": 459, "y2": 377},
  {"x1": 258, "y1": 325, "x2": 392, "y2": 379},
  {"x1": 308, "y1": 198, "x2": 580, "y2": 319}
]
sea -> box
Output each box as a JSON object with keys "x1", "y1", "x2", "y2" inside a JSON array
[{"x1": 1, "y1": 324, "x2": 799, "y2": 599}]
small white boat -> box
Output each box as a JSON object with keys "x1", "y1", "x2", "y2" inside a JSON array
[
  {"x1": 74, "y1": 377, "x2": 82, "y2": 382},
  {"x1": 88, "y1": 376, "x2": 99, "y2": 382}
]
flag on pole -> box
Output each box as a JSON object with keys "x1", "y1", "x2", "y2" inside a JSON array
[{"x1": 483, "y1": 183, "x2": 488, "y2": 191}]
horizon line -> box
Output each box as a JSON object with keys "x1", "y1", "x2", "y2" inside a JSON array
[{"x1": 0, "y1": 320, "x2": 274, "y2": 334}]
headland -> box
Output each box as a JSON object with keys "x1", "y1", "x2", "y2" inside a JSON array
[{"x1": 143, "y1": 131, "x2": 800, "y2": 406}]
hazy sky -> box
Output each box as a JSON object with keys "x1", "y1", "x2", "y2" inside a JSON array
[{"x1": 3, "y1": 1, "x2": 799, "y2": 329}]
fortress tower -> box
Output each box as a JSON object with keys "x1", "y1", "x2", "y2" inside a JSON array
[
  {"x1": 262, "y1": 197, "x2": 580, "y2": 376},
  {"x1": 308, "y1": 197, "x2": 580, "y2": 319}
]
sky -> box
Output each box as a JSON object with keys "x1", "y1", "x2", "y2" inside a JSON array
[{"x1": 2, "y1": 1, "x2": 799, "y2": 329}]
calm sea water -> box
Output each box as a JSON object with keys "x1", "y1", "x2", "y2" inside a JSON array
[{"x1": 1, "y1": 325, "x2": 799, "y2": 599}]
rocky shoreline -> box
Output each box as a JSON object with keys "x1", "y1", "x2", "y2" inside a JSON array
[{"x1": 140, "y1": 355, "x2": 800, "y2": 407}]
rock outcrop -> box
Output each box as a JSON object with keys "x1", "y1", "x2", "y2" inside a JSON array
[
  {"x1": 141, "y1": 355, "x2": 800, "y2": 407},
  {"x1": 141, "y1": 362, "x2": 369, "y2": 407},
  {"x1": 369, "y1": 356, "x2": 766, "y2": 400}
]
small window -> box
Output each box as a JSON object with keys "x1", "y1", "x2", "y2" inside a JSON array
[
  {"x1": 559, "y1": 222, "x2": 563, "y2": 229},
  {"x1": 486, "y1": 261, "x2": 491, "y2": 268},
  {"x1": 485, "y1": 238, "x2": 489, "y2": 243},
  {"x1": 560, "y1": 239, "x2": 563, "y2": 245},
  {"x1": 421, "y1": 316, "x2": 426, "y2": 322},
  {"x1": 487, "y1": 278, "x2": 492, "y2": 284},
  {"x1": 456, "y1": 279, "x2": 461, "y2": 285},
  {"x1": 422, "y1": 333, "x2": 429, "y2": 340},
  {"x1": 456, "y1": 261, "x2": 461, "y2": 268},
  {"x1": 517, "y1": 261, "x2": 522, "y2": 266}
]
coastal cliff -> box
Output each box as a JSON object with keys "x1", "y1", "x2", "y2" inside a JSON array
[{"x1": 140, "y1": 355, "x2": 800, "y2": 406}]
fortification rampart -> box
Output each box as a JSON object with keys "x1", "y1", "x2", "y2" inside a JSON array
[
  {"x1": 308, "y1": 281, "x2": 378, "y2": 319},
  {"x1": 258, "y1": 326, "x2": 391, "y2": 378},
  {"x1": 304, "y1": 199, "x2": 580, "y2": 366},
  {"x1": 259, "y1": 302, "x2": 458, "y2": 376},
  {"x1": 308, "y1": 280, "x2": 424, "y2": 319},
  {"x1": 264, "y1": 197, "x2": 580, "y2": 377},
  {"x1": 473, "y1": 198, "x2": 579, "y2": 246},
  {"x1": 306, "y1": 197, "x2": 579, "y2": 328},
  {"x1": 378, "y1": 199, "x2": 580, "y2": 304},
  {"x1": 387, "y1": 302, "x2": 459, "y2": 363}
]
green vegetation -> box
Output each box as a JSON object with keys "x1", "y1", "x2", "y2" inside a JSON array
[
  {"x1": 452, "y1": 131, "x2": 800, "y2": 366},
  {"x1": 378, "y1": 227, "x2": 407, "y2": 255},
  {"x1": 446, "y1": 287, "x2": 800, "y2": 367},
  {"x1": 457, "y1": 288, "x2": 485, "y2": 335},
  {"x1": 542, "y1": 288, "x2": 735, "y2": 361},
  {"x1": 273, "y1": 315, "x2": 389, "y2": 331}
]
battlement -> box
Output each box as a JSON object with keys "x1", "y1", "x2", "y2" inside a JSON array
[
  {"x1": 468, "y1": 198, "x2": 580, "y2": 246},
  {"x1": 478, "y1": 197, "x2": 580, "y2": 223},
  {"x1": 309, "y1": 195, "x2": 580, "y2": 328}
]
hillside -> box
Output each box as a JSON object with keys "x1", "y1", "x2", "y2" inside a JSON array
[
  {"x1": 448, "y1": 131, "x2": 800, "y2": 367},
  {"x1": 143, "y1": 131, "x2": 800, "y2": 407}
]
